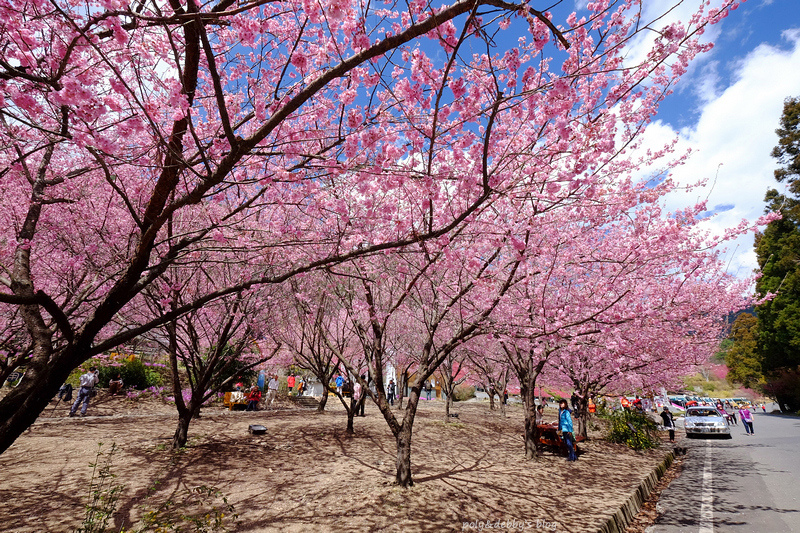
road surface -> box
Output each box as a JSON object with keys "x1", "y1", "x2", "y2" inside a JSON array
[{"x1": 650, "y1": 406, "x2": 800, "y2": 532}]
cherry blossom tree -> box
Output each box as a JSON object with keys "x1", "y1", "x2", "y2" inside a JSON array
[
  {"x1": 437, "y1": 349, "x2": 469, "y2": 420},
  {"x1": 274, "y1": 288, "x2": 343, "y2": 413},
  {"x1": 463, "y1": 335, "x2": 516, "y2": 414},
  {"x1": 319, "y1": 222, "x2": 531, "y2": 486},
  {"x1": 135, "y1": 265, "x2": 283, "y2": 448}
]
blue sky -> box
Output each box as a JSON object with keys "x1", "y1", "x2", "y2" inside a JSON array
[{"x1": 622, "y1": 0, "x2": 800, "y2": 279}]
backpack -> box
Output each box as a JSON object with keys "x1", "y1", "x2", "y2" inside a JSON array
[{"x1": 59, "y1": 383, "x2": 73, "y2": 402}]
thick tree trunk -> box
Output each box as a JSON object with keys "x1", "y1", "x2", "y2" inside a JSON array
[
  {"x1": 173, "y1": 400, "x2": 202, "y2": 449},
  {"x1": 395, "y1": 419, "x2": 414, "y2": 487},
  {"x1": 173, "y1": 412, "x2": 191, "y2": 449},
  {"x1": 488, "y1": 387, "x2": 496, "y2": 411},
  {"x1": 444, "y1": 395, "x2": 452, "y2": 420},
  {"x1": 574, "y1": 395, "x2": 588, "y2": 440},
  {"x1": 520, "y1": 380, "x2": 539, "y2": 460},
  {"x1": 524, "y1": 414, "x2": 539, "y2": 459},
  {"x1": 397, "y1": 373, "x2": 405, "y2": 409},
  {"x1": 374, "y1": 387, "x2": 420, "y2": 487},
  {"x1": 0, "y1": 358, "x2": 74, "y2": 454},
  {"x1": 346, "y1": 397, "x2": 357, "y2": 434}
]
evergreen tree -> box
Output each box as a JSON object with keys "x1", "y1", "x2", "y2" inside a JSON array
[
  {"x1": 755, "y1": 96, "x2": 800, "y2": 412},
  {"x1": 725, "y1": 313, "x2": 763, "y2": 389}
]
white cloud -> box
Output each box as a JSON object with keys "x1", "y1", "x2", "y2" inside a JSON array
[{"x1": 642, "y1": 29, "x2": 800, "y2": 279}]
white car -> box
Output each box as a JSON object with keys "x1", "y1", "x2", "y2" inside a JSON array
[{"x1": 684, "y1": 407, "x2": 732, "y2": 438}]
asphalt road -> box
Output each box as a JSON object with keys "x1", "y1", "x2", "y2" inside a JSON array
[{"x1": 650, "y1": 406, "x2": 800, "y2": 532}]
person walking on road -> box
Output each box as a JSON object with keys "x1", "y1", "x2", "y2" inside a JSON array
[
  {"x1": 739, "y1": 406, "x2": 754, "y2": 435},
  {"x1": 660, "y1": 406, "x2": 676, "y2": 442},
  {"x1": 69, "y1": 367, "x2": 99, "y2": 417},
  {"x1": 558, "y1": 399, "x2": 577, "y2": 461}
]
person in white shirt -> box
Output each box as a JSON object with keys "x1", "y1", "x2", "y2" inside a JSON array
[
  {"x1": 69, "y1": 367, "x2": 99, "y2": 417},
  {"x1": 266, "y1": 375, "x2": 279, "y2": 408}
]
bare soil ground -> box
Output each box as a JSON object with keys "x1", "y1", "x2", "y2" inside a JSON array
[{"x1": 0, "y1": 392, "x2": 675, "y2": 533}]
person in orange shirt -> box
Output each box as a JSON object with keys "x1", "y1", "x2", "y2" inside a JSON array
[
  {"x1": 620, "y1": 397, "x2": 631, "y2": 411},
  {"x1": 587, "y1": 397, "x2": 596, "y2": 414}
]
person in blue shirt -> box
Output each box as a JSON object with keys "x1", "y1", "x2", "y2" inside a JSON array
[
  {"x1": 335, "y1": 374, "x2": 344, "y2": 395},
  {"x1": 558, "y1": 399, "x2": 577, "y2": 461}
]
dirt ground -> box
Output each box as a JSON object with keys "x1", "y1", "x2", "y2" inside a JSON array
[{"x1": 0, "y1": 392, "x2": 675, "y2": 533}]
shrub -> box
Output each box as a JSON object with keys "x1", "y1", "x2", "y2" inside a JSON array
[
  {"x1": 210, "y1": 356, "x2": 257, "y2": 391},
  {"x1": 98, "y1": 359, "x2": 161, "y2": 390},
  {"x1": 453, "y1": 385, "x2": 476, "y2": 402},
  {"x1": 601, "y1": 409, "x2": 659, "y2": 450}
]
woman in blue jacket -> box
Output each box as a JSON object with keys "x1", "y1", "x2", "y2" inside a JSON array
[{"x1": 558, "y1": 399, "x2": 577, "y2": 461}]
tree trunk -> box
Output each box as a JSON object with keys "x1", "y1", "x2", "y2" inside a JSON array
[
  {"x1": 173, "y1": 412, "x2": 191, "y2": 449},
  {"x1": 346, "y1": 397, "x2": 356, "y2": 434},
  {"x1": 397, "y1": 373, "x2": 405, "y2": 409},
  {"x1": 521, "y1": 382, "x2": 539, "y2": 459},
  {"x1": 316, "y1": 385, "x2": 329, "y2": 412},
  {"x1": 395, "y1": 419, "x2": 414, "y2": 487},
  {"x1": 444, "y1": 395, "x2": 451, "y2": 420},
  {"x1": 488, "y1": 387, "x2": 496, "y2": 411},
  {"x1": 173, "y1": 400, "x2": 201, "y2": 449},
  {"x1": 524, "y1": 414, "x2": 539, "y2": 459},
  {"x1": 573, "y1": 390, "x2": 588, "y2": 440},
  {"x1": 375, "y1": 387, "x2": 420, "y2": 487},
  {"x1": 0, "y1": 359, "x2": 74, "y2": 454}
]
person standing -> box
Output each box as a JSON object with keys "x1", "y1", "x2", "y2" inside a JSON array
[
  {"x1": 739, "y1": 406, "x2": 754, "y2": 435},
  {"x1": 266, "y1": 374, "x2": 279, "y2": 408},
  {"x1": 335, "y1": 374, "x2": 344, "y2": 395},
  {"x1": 558, "y1": 399, "x2": 577, "y2": 461},
  {"x1": 69, "y1": 367, "x2": 99, "y2": 417},
  {"x1": 387, "y1": 379, "x2": 396, "y2": 406},
  {"x1": 353, "y1": 378, "x2": 365, "y2": 417},
  {"x1": 287, "y1": 374, "x2": 296, "y2": 395},
  {"x1": 660, "y1": 407, "x2": 675, "y2": 442}
]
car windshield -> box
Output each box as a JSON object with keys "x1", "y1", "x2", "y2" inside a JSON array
[{"x1": 687, "y1": 409, "x2": 720, "y2": 417}]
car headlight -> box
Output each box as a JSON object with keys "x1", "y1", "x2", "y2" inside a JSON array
[{"x1": 714, "y1": 421, "x2": 727, "y2": 427}]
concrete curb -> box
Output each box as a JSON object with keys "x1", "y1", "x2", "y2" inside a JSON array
[{"x1": 598, "y1": 450, "x2": 675, "y2": 533}]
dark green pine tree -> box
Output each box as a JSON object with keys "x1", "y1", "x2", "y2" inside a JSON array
[{"x1": 755, "y1": 96, "x2": 800, "y2": 412}]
